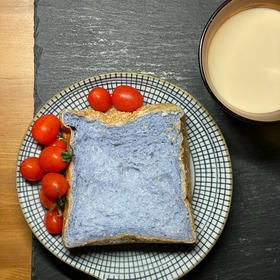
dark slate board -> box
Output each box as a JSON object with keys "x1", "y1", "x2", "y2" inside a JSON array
[{"x1": 33, "y1": 0, "x2": 280, "y2": 279}]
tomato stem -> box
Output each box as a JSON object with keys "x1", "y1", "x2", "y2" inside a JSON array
[
  {"x1": 60, "y1": 138, "x2": 74, "y2": 163},
  {"x1": 48, "y1": 188, "x2": 66, "y2": 216},
  {"x1": 61, "y1": 150, "x2": 73, "y2": 163},
  {"x1": 48, "y1": 202, "x2": 58, "y2": 213},
  {"x1": 57, "y1": 206, "x2": 63, "y2": 216}
]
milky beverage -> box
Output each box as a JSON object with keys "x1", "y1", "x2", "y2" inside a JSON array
[{"x1": 208, "y1": 8, "x2": 280, "y2": 114}]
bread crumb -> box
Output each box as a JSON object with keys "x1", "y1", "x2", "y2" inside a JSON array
[
  {"x1": 169, "y1": 120, "x2": 174, "y2": 124},
  {"x1": 143, "y1": 125, "x2": 148, "y2": 129},
  {"x1": 172, "y1": 137, "x2": 176, "y2": 142},
  {"x1": 157, "y1": 175, "x2": 161, "y2": 180},
  {"x1": 172, "y1": 153, "x2": 177, "y2": 157},
  {"x1": 168, "y1": 135, "x2": 172, "y2": 139},
  {"x1": 162, "y1": 112, "x2": 168, "y2": 116},
  {"x1": 101, "y1": 128, "x2": 107, "y2": 136},
  {"x1": 167, "y1": 127, "x2": 173, "y2": 131}
]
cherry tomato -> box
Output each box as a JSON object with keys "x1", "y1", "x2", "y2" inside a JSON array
[
  {"x1": 112, "y1": 85, "x2": 143, "y2": 112},
  {"x1": 41, "y1": 173, "x2": 68, "y2": 199},
  {"x1": 39, "y1": 188, "x2": 56, "y2": 209},
  {"x1": 46, "y1": 138, "x2": 67, "y2": 150},
  {"x1": 44, "y1": 208, "x2": 63, "y2": 235},
  {"x1": 32, "y1": 114, "x2": 60, "y2": 145},
  {"x1": 20, "y1": 157, "x2": 46, "y2": 181},
  {"x1": 39, "y1": 146, "x2": 68, "y2": 172},
  {"x1": 88, "y1": 87, "x2": 112, "y2": 112}
]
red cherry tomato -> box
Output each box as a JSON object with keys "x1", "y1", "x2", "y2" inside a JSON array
[
  {"x1": 44, "y1": 208, "x2": 63, "y2": 235},
  {"x1": 39, "y1": 146, "x2": 68, "y2": 172},
  {"x1": 46, "y1": 138, "x2": 67, "y2": 150},
  {"x1": 32, "y1": 114, "x2": 60, "y2": 145},
  {"x1": 39, "y1": 188, "x2": 56, "y2": 209},
  {"x1": 88, "y1": 87, "x2": 112, "y2": 112},
  {"x1": 41, "y1": 173, "x2": 68, "y2": 199},
  {"x1": 20, "y1": 157, "x2": 46, "y2": 181},
  {"x1": 112, "y1": 85, "x2": 143, "y2": 112}
]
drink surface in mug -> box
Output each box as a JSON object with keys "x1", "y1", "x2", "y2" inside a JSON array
[{"x1": 208, "y1": 8, "x2": 280, "y2": 114}]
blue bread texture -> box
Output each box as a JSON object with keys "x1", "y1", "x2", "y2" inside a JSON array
[{"x1": 61, "y1": 104, "x2": 196, "y2": 247}]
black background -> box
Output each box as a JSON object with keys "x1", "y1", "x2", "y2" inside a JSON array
[{"x1": 32, "y1": 0, "x2": 280, "y2": 279}]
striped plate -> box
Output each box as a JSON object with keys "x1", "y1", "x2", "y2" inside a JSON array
[{"x1": 16, "y1": 72, "x2": 232, "y2": 280}]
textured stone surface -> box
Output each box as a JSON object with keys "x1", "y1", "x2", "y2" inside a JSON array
[{"x1": 33, "y1": 0, "x2": 280, "y2": 279}]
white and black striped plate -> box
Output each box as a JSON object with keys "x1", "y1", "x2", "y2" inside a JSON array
[{"x1": 16, "y1": 72, "x2": 232, "y2": 280}]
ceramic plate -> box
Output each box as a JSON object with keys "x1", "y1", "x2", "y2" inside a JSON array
[{"x1": 16, "y1": 72, "x2": 232, "y2": 280}]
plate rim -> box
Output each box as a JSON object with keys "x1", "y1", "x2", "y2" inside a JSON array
[{"x1": 16, "y1": 71, "x2": 233, "y2": 279}]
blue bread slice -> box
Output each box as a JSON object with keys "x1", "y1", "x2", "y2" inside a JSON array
[{"x1": 60, "y1": 103, "x2": 196, "y2": 248}]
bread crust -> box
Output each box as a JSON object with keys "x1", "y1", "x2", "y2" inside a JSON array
[{"x1": 60, "y1": 103, "x2": 196, "y2": 248}]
